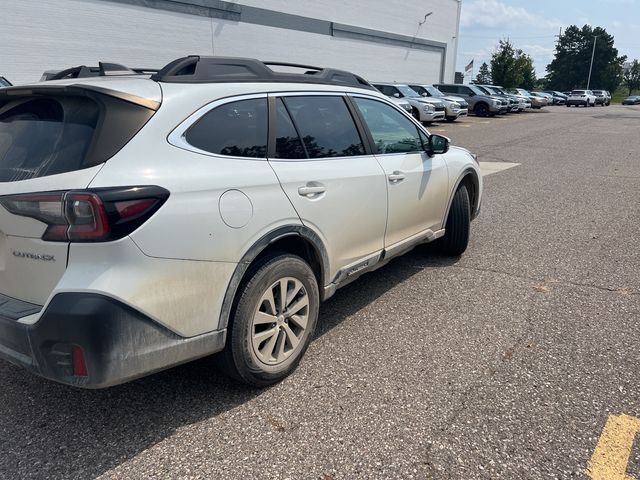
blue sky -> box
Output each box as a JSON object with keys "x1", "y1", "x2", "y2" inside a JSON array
[{"x1": 456, "y1": 0, "x2": 640, "y2": 78}]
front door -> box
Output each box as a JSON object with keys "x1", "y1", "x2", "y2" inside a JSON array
[{"x1": 351, "y1": 96, "x2": 449, "y2": 249}]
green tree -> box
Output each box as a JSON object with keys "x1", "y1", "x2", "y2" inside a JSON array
[
  {"x1": 490, "y1": 39, "x2": 536, "y2": 88},
  {"x1": 516, "y1": 52, "x2": 536, "y2": 90},
  {"x1": 475, "y1": 62, "x2": 492, "y2": 84},
  {"x1": 491, "y1": 39, "x2": 521, "y2": 88},
  {"x1": 623, "y1": 60, "x2": 640, "y2": 95},
  {"x1": 546, "y1": 25, "x2": 626, "y2": 92}
]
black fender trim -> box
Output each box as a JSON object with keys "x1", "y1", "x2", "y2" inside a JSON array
[
  {"x1": 442, "y1": 168, "x2": 481, "y2": 227},
  {"x1": 217, "y1": 225, "x2": 330, "y2": 330}
]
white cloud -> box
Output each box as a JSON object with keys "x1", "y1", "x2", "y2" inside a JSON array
[{"x1": 461, "y1": 0, "x2": 561, "y2": 29}]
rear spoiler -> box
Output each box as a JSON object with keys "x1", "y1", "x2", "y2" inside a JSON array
[{"x1": 0, "y1": 84, "x2": 160, "y2": 111}]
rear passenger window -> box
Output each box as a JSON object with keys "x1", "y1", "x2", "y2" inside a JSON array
[
  {"x1": 185, "y1": 98, "x2": 267, "y2": 158},
  {"x1": 353, "y1": 97, "x2": 423, "y2": 154},
  {"x1": 275, "y1": 99, "x2": 306, "y2": 159},
  {"x1": 282, "y1": 96, "x2": 365, "y2": 159}
]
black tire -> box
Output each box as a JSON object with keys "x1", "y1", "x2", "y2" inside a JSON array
[
  {"x1": 445, "y1": 116, "x2": 457, "y2": 122},
  {"x1": 439, "y1": 185, "x2": 471, "y2": 256},
  {"x1": 474, "y1": 103, "x2": 489, "y2": 117},
  {"x1": 412, "y1": 107, "x2": 421, "y2": 121},
  {"x1": 218, "y1": 253, "x2": 320, "y2": 387}
]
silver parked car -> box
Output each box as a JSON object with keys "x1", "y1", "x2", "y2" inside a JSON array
[
  {"x1": 480, "y1": 85, "x2": 530, "y2": 111},
  {"x1": 435, "y1": 83, "x2": 509, "y2": 117},
  {"x1": 591, "y1": 90, "x2": 610, "y2": 106},
  {"x1": 408, "y1": 84, "x2": 468, "y2": 122},
  {"x1": 508, "y1": 89, "x2": 546, "y2": 109},
  {"x1": 373, "y1": 83, "x2": 446, "y2": 123}
]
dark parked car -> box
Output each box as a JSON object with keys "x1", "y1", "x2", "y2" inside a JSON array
[
  {"x1": 542, "y1": 90, "x2": 567, "y2": 105},
  {"x1": 622, "y1": 96, "x2": 640, "y2": 105}
]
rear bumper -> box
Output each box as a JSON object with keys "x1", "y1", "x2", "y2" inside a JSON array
[{"x1": 0, "y1": 293, "x2": 225, "y2": 388}]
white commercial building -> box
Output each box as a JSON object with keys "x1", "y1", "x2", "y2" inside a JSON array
[{"x1": 2, "y1": 0, "x2": 462, "y2": 85}]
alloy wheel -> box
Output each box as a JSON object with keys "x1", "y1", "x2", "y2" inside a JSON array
[{"x1": 251, "y1": 277, "x2": 309, "y2": 365}]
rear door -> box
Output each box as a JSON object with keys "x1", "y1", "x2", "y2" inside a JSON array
[
  {"x1": 267, "y1": 94, "x2": 387, "y2": 281},
  {"x1": 0, "y1": 88, "x2": 156, "y2": 307}
]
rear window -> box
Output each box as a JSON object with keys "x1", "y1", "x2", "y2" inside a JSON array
[
  {"x1": 0, "y1": 97, "x2": 97, "y2": 182},
  {"x1": 185, "y1": 98, "x2": 268, "y2": 158},
  {"x1": 572, "y1": 90, "x2": 586, "y2": 95},
  {"x1": 0, "y1": 91, "x2": 155, "y2": 182}
]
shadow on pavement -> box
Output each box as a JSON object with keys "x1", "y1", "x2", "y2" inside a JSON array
[{"x1": 0, "y1": 245, "x2": 458, "y2": 479}]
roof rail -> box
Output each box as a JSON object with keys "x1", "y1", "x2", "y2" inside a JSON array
[
  {"x1": 150, "y1": 55, "x2": 374, "y2": 90},
  {"x1": 46, "y1": 63, "x2": 159, "y2": 81}
]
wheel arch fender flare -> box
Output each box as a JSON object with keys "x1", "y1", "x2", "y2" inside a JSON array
[
  {"x1": 217, "y1": 225, "x2": 330, "y2": 331},
  {"x1": 442, "y1": 168, "x2": 481, "y2": 227}
]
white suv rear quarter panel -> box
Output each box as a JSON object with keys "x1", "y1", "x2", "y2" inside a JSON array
[
  {"x1": 89, "y1": 87, "x2": 301, "y2": 263},
  {"x1": 50, "y1": 237, "x2": 235, "y2": 337}
]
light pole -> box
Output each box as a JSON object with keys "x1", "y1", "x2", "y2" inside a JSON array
[{"x1": 587, "y1": 35, "x2": 598, "y2": 89}]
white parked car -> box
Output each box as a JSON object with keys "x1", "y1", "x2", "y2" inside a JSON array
[
  {"x1": 372, "y1": 83, "x2": 446, "y2": 123},
  {"x1": 0, "y1": 56, "x2": 482, "y2": 388},
  {"x1": 566, "y1": 89, "x2": 597, "y2": 107}
]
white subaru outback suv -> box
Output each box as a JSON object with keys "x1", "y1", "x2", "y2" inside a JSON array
[{"x1": 0, "y1": 56, "x2": 482, "y2": 388}]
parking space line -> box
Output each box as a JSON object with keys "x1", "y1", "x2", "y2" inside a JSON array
[
  {"x1": 587, "y1": 414, "x2": 640, "y2": 480},
  {"x1": 479, "y1": 162, "x2": 520, "y2": 177}
]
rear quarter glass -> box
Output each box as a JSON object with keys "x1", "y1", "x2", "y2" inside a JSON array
[{"x1": 0, "y1": 90, "x2": 156, "y2": 182}]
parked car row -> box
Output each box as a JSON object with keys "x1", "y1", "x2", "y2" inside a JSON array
[{"x1": 371, "y1": 81, "x2": 583, "y2": 121}]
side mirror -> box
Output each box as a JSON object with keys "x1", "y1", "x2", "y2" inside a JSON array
[
  {"x1": 393, "y1": 92, "x2": 401, "y2": 98},
  {"x1": 426, "y1": 134, "x2": 450, "y2": 156}
]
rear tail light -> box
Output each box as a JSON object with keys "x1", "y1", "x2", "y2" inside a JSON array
[{"x1": 0, "y1": 186, "x2": 169, "y2": 242}]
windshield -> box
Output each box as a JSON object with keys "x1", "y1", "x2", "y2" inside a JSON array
[
  {"x1": 423, "y1": 85, "x2": 444, "y2": 97},
  {"x1": 484, "y1": 86, "x2": 501, "y2": 95},
  {"x1": 396, "y1": 85, "x2": 421, "y2": 98},
  {"x1": 468, "y1": 85, "x2": 486, "y2": 96}
]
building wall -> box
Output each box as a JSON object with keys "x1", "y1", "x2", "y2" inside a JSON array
[{"x1": 1, "y1": 0, "x2": 461, "y2": 85}]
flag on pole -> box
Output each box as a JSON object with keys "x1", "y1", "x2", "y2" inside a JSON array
[{"x1": 465, "y1": 59, "x2": 474, "y2": 76}]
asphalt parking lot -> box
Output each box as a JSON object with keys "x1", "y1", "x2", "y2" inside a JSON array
[{"x1": 1, "y1": 105, "x2": 639, "y2": 480}]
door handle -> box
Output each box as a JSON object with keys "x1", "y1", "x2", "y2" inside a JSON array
[
  {"x1": 388, "y1": 171, "x2": 406, "y2": 183},
  {"x1": 298, "y1": 185, "x2": 326, "y2": 196}
]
